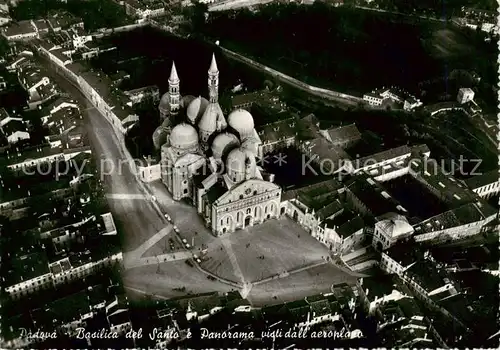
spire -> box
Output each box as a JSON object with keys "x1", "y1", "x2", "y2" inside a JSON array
[
  {"x1": 169, "y1": 61, "x2": 179, "y2": 83},
  {"x1": 208, "y1": 53, "x2": 218, "y2": 74}
]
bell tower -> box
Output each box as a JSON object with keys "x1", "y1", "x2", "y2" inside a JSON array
[
  {"x1": 208, "y1": 53, "x2": 219, "y2": 103},
  {"x1": 168, "y1": 61, "x2": 180, "y2": 116}
]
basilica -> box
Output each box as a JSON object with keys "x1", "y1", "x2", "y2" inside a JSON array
[{"x1": 153, "y1": 54, "x2": 282, "y2": 236}]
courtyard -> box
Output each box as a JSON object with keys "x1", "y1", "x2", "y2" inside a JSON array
[{"x1": 198, "y1": 217, "x2": 335, "y2": 284}]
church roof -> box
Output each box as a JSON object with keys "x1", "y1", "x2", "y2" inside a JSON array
[
  {"x1": 199, "y1": 102, "x2": 225, "y2": 133},
  {"x1": 187, "y1": 96, "x2": 209, "y2": 124},
  {"x1": 159, "y1": 91, "x2": 170, "y2": 110},
  {"x1": 376, "y1": 213, "x2": 413, "y2": 238},
  {"x1": 169, "y1": 61, "x2": 179, "y2": 83},
  {"x1": 152, "y1": 125, "x2": 167, "y2": 150},
  {"x1": 170, "y1": 123, "x2": 198, "y2": 150},
  {"x1": 208, "y1": 53, "x2": 218, "y2": 74},
  {"x1": 174, "y1": 153, "x2": 204, "y2": 167},
  {"x1": 211, "y1": 132, "x2": 239, "y2": 159},
  {"x1": 205, "y1": 183, "x2": 227, "y2": 204},
  {"x1": 228, "y1": 109, "x2": 254, "y2": 135}
]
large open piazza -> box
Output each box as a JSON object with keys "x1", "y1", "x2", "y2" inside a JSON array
[{"x1": 121, "y1": 180, "x2": 359, "y2": 305}]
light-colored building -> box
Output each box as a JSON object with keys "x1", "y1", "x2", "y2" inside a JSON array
[
  {"x1": 357, "y1": 274, "x2": 410, "y2": 315},
  {"x1": 412, "y1": 201, "x2": 497, "y2": 243},
  {"x1": 4, "y1": 213, "x2": 122, "y2": 299},
  {"x1": 157, "y1": 55, "x2": 279, "y2": 236},
  {"x1": 457, "y1": 87, "x2": 474, "y2": 104},
  {"x1": 123, "y1": 0, "x2": 166, "y2": 19},
  {"x1": 2, "y1": 118, "x2": 30, "y2": 143},
  {"x1": 372, "y1": 212, "x2": 414, "y2": 251},
  {"x1": 345, "y1": 144, "x2": 430, "y2": 175},
  {"x1": 363, "y1": 92, "x2": 384, "y2": 106},
  {"x1": 37, "y1": 42, "x2": 140, "y2": 135},
  {"x1": 124, "y1": 85, "x2": 159, "y2": 105},
  {"x1": 403, "y1": 96, "x2": 423, "y2": 111}
]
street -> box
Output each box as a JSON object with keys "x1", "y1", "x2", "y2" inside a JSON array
[{"x1": 39, "y1": 54, "x2": 361, "y2": 305}]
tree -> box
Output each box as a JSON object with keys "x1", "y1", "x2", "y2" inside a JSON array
[{"x1": 189, "y1": 2, "x2": 208, "y2": 34}]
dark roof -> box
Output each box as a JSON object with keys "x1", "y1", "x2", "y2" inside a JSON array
[
  {"x1": 413, "y1": 201, "x2": 497, "y2": 235},
  {"x1": 394, "y1": 296, "x2": 422, "y2": 317},
  {"x1": 384, "y1": 242, "x2": 423, "y2": 268},
  {"x1": 464, "y1": 169, "x2": 499, "y2": 189},
  {"x1": 205, "y1": 183, "x2": 227, "y2": 204},
  {"x1": 405, "y1": 259, "x2": 448, "y2": 293},
  {"x1": 0, "y1": 107, "x2": 10, "y2": 120},
  {"x1": 409, "y1": 157, "x2": 476, "y2": 207},
  {"x1": 108, "y1": 309, "x2": 131, "y2": 327},
  {"x1": 4, "y1": 20, "x2": 36, "y2": 36},
  {"x1": 345, "y1": 174, "x2": 404, "y2": 217},
  {"x1": 282, "y1": 178, "x2": 342, "y2": 202},
  {"x1": 231, "y1": 89, "x2": 274, "y2": 107},
  {"x1": 316, "y1": 199, "x2": 343, "y2": 220},
  {"x1": 2, "y1": 119, "x2": 27, "y2": 135},
  {"x1": 325, "y1": 124, "x2": 361, "y2": 146},
  {"x1": 359, "y1": 274, "x2": 397, "y2": 302},
  {"x1": 33, "y1": 19, "x2": 49, "y2": 31},
  {"x1": 303, "y1": 137, "x2": 349, "y2": 172},
  {"x1": 355, "y1": 145, "x2": 412, "y2": 169},
  {"x1": 4, "y1": 251, "x2": 50, "y2": 286},
  {"x1": 336, "y1": 215, "x2": 364, "y2": 238},
  {"x1": 258, "y1": 117, "x2": 296, "y2": 144},
  {"x1": 45, "y1": 290, "x2": 91, "y2": 324}
]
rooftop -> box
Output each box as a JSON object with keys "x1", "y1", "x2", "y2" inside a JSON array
[
  {"x1": 3, "y1": 20, "x2": 36, "y2": 37},
  {"x1": 409, "y1": 158, "x2": 477, "y2": 207},
  {"x1": 359, "y1": 273, "x2": 398, "y2": 302},
  {"x1": 4, "y1": 251, "x2": 50, "y2": 286},
  {"x1": 405, "y1": 259, "x2": 449, "y2": 294},
  {"x1": 231, "y1": 89, "x2": 275, "y2": 108},
  {"x1": 413, "y1": 201, "x2": 497, "y2": 235},
  {"x1": 354, "y1": 145, "x2": 411, "y2": 169},
  {"x1": 257, "y1": 117, "x2": 296, "y2": 145},
  {"x1": 33, "y1": 19, "x2": 49, "y2": 31},
  {"x1": 2, "y1": 119, "x2": 27, "y2": 136},
  {"x1": 464, "y1": 169, "x2": 499, "y2": 189},
  {"x1": 384, "y1": 241, "x2": 423, "y2": 268},
  {"x1": 336, "y1": 214, "x2": 364, "y2": 238},
  {"x1": 345, "y1": 174, "x2": 406, "y2": 217},
  {"x1": 323, "y1": 123, "x2": 361, "y2": 146},
  {"x1": 302, "y1": 136, "x2": 350, "y2": 173}
]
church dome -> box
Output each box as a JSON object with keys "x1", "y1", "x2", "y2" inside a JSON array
[
  {"x1": 241, "y1": 138, "x2": 258, "y2": 155},
  {"x1": 228, "y1": 109, "x2": 254, "y2": 136},
  {"x1": 199, "y1": 102, "x2": 226, "y2": 134},
  {"x1": 181, "y1": 95, "x2": 196, "y2": 109},
  {"x1": 186, "y1": 96, "x2": 209, "y2": 124},
  {"x1": 152, "y1": 126, "x2": 167, "y2": 150},
  {"x1": 170, "y1": 123, "x2": 198, "y2": 150},
  {"x1": 158, "y1": 92, "x2": 170, "y2": 114},
  {"x1": 376, "y1": 213, "x2": 414, "y2": 238},
  {"x1": 226, "y1": 147, "x2": 256, "y2": 182},
  {"x1": 161, "y1": 117, "x2": 171, "y2": 130},
  {"x1": 211, "y1": 132, "x2": 240, "y2": 159}
]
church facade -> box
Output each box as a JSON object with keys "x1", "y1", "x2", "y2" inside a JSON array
[{"x1": 154, "y1": 54, "x2": 282, "y2": 236}]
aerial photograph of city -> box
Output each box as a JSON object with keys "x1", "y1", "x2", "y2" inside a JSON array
[{"x1": 0, "y1": 0, "x2": 498, "y2": 348}]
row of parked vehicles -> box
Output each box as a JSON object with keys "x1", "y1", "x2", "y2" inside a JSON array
[{"x1": 165, "y1": 213, "x2": 192, "y2": 250}]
